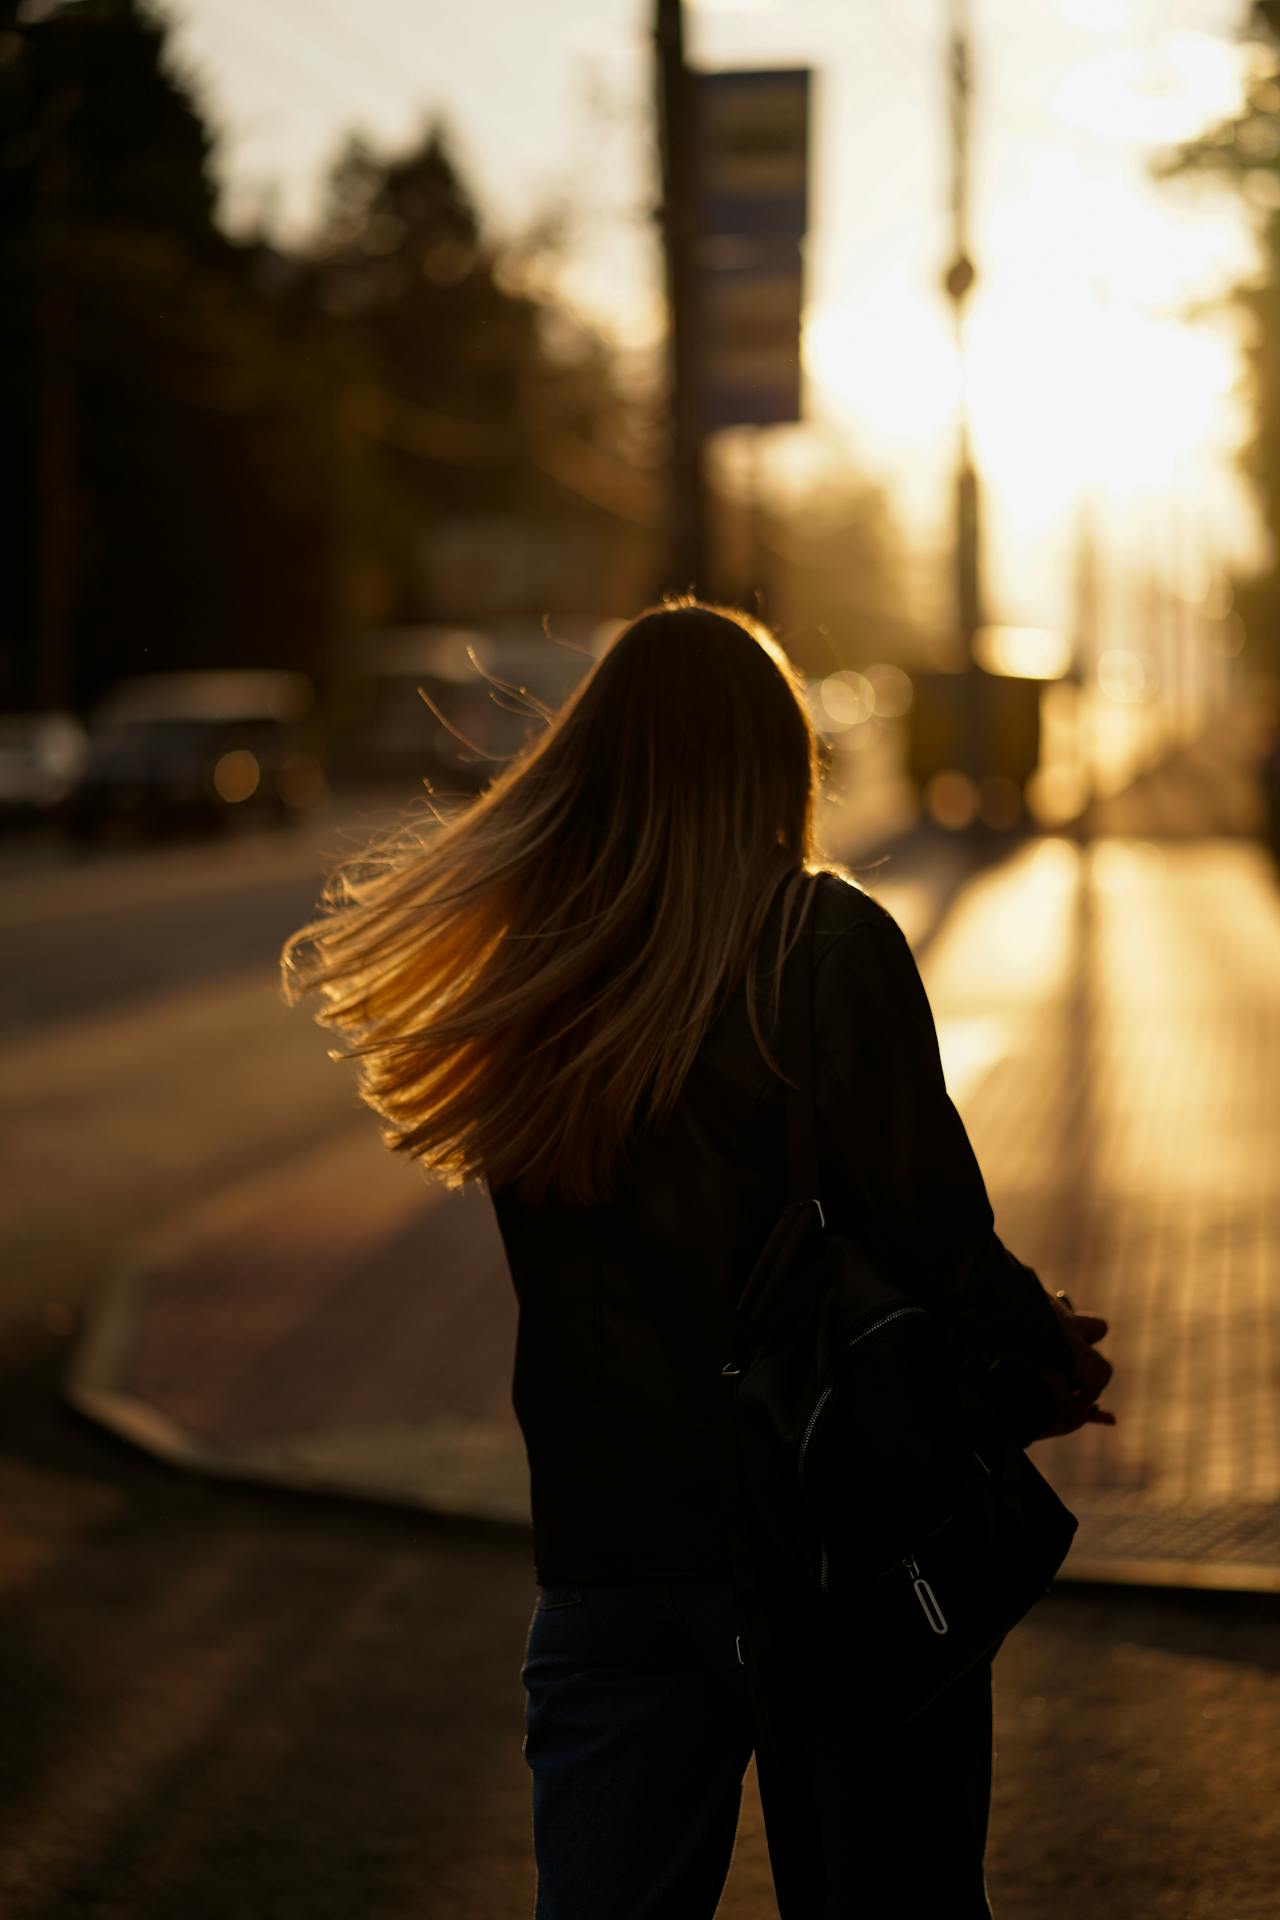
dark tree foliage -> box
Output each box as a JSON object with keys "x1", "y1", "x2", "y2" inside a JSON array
[
  {"x1": 1155, "y1": 2, "x2": 1280, "y2": 668},
  {"x1": 1, "y1": 0, "x2": 344, "y2": 706},
  {"x1": 309, "y1": 127, "x2": 546, "y2": 620},
  {"x1": 2, "y1": 2, "x2": 652, "y2": 712},
  {"x1": 305, "y1": 124, "x2": 656, "y2": 625}
]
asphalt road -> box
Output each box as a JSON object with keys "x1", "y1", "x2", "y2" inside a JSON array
[
  {"x1": 3, "y1": 864, "x2": 323, "y2": 1045},
  {"x1": 2, "y1": 809, "x2": 1278, "y2": 1918},
  {"x1": 0, "y1": 800, "x2": 400, "y2": 1043},
  {"x1": 2, "y1": 873, "x2": 356, "y2": 1338}
]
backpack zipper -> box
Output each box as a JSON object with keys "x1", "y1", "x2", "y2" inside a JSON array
[
  {"x1": 905, "y1": 1553, "x2": 949, "y2": 1633},
  {"x1": 797, "y1": 1306, "x2": 927, "y2": 1482},
  {"x1": 844, "y1": 1303, "x2": 926, "y2": 1352},
  {"x1": 801, "y1": 1303, "x2": 928, "y2": 1600}
]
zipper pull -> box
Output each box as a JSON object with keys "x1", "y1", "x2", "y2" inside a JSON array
[{"x1": 905, "y1": 1555, "x2": 949, "y2": 1635}]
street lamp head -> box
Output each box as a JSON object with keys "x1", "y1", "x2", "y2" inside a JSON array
[{"x1": 944, "y1": 254, "x2": 977, "y2": 304}]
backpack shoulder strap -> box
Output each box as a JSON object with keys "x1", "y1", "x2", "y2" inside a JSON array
[{"x1": 780, "y1": 874, "x2": 822, "y2": 1208}]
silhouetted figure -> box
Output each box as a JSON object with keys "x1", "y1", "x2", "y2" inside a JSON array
[{"x1": 282, "y1": 599, "x2": 1114, "y2": 1918}]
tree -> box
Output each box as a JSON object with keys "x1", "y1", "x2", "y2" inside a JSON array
[
  {"x1": 1, "y1": 3, "x2": 657, "y2": 713},
  {"x1": 304, "y1": 123, "x2": 659, "y2": 626},
  {"x1": 1, "y1": 0, "x2": 336, "y2": 707},
  {"x1": 1154, "y1": 2, "x2": 1280, "y2": 670}
]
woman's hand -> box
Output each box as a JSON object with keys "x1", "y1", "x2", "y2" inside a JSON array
[{"x1": 1036, "y1": 1294, "x2": 1116, "y2": 1436}]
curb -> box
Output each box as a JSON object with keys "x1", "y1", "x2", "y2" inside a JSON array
[{"x1": 66, "y1": 1252, "x2": 532, "y2": 1528}]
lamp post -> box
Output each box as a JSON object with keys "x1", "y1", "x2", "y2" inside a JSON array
[
  {"x1": 942, "y1": 0, "x2": 985, "y2": 821},
  {"x1": 654, "y1": 0, "x2": 709, "y2": 595}
]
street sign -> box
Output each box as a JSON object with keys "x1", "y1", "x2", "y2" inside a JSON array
[
  {"x1": 699, "y1": 247, "x2": 803, "y2": 430},
  {"x1": 696, "y1": 68, "x2": 810, "y2": 240},
  {"x1": 694, "y1": 68, "x2": 811, "y2": 431}
]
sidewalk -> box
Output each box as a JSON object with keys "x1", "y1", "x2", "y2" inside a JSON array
[
  {"x1": 67, "y1": 731, "x2": 1280, "y2": 1590},
  {"x1": 928, "y1": 833, "x2": 1280, "y2": 1588}
]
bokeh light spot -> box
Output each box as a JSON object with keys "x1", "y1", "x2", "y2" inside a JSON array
[
  {"x1": 819, "y1": 670, "x2": 874, "y2": 729},
  {"x1": 925, "y1": 770, "x2": 981, "y2": 830},
  {"x1": 213, "y1": 749, "x2": 261, "y2": 804}
]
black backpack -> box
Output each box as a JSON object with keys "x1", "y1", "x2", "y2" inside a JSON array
[{"x1": 722, "y1": 882, "x2": 1078, "y2": 1737}]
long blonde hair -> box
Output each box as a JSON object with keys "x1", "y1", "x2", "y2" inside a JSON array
[{"x1": 280, "y1": 599, "x2": 825, "y2": 1205}]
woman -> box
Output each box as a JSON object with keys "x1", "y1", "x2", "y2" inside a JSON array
[{"x1": 281, "y1": 599, "x2": 1113, "y2": 1918}]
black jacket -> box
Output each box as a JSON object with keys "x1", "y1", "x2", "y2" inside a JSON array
[{"x1": 489, "y1": 869, "x2": 1076, "y2": 1585}]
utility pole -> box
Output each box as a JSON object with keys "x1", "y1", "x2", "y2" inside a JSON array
[
  {"x1": 941, "y1": 0, "x2": 984, "y2": 806},
  {"x1": 35, "y1": 87, "x2": 79, "y2": 713},
  {"x1": 654, "y1": 0, "x2": 708, "y2": 595},
  {"x1": 1071, "y1": 492, "x2": 1101, "y2": 842}
]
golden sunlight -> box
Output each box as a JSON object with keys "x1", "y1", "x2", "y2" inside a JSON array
[
  {"x1": 965, "y1": 290, "x2": 1239, "y2": 502},
  {"x1": 802, "y1": 24, "x2": 1252, "y2": 570},
  {"x1": 804, "y1": 282, "x2": 1239, "y2": 516},
  {"x1": 1054, "y1": 33, "x2": 1242, "y2": 145}
]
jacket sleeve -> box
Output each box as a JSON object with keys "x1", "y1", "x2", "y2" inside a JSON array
[{"x1": 812, "y1": 914, "x2": 1076, "y2": 1379}]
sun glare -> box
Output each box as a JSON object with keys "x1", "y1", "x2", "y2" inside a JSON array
[
  {"x1": 800, "y1": 18, "x2": 1254, "y2": 576},
  {"x1": 804, "y1": 280, "x2": 1239, "y2": 515},
  {"x1": 1054, "y1": 34, "x2": 1244, "y2": 145},
  {"x1": 803, "y1": 296, "x2": 958, "y2": 450},
  {"x1": 967, "y1": 290, "x2": 1239, "y2": 502}
]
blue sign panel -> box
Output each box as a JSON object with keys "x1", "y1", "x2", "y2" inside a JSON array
[
  {"x1": 696, "y1": 68, "x2": 811, "y2": 242},
  {"x1": 694, "y1": 69, "x2": 811, "y2": 430},
  {"x1": 700, "y1": 242, "x2": 804, "y2": 431}
]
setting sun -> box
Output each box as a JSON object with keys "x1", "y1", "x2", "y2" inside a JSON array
[
  {"x1": 804, "y1": 280, "x2": 1241, "y2": 517},
  {"x1": 799, "y1": 15, "x2": 1260, "y2": 615}
]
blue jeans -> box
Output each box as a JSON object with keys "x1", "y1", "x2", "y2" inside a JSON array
[{"x1": 521, "y1": 1575, "x2": 994, "y2": 1919}]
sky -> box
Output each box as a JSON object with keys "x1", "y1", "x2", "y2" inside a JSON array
[{"x1": 155, "y1": 0, "x2": 1269, "y2": 641}]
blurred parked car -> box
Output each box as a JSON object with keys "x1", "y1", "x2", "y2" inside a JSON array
[
  {"x1": 68, "y1": 670, "x2": 326, "y2": 844},
  {"x1": 332, "y1": 622, "x2": 616, "y2": 792},
  {"x1": 0, "y1": 711, "x2": 87, "y2": 824}
]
